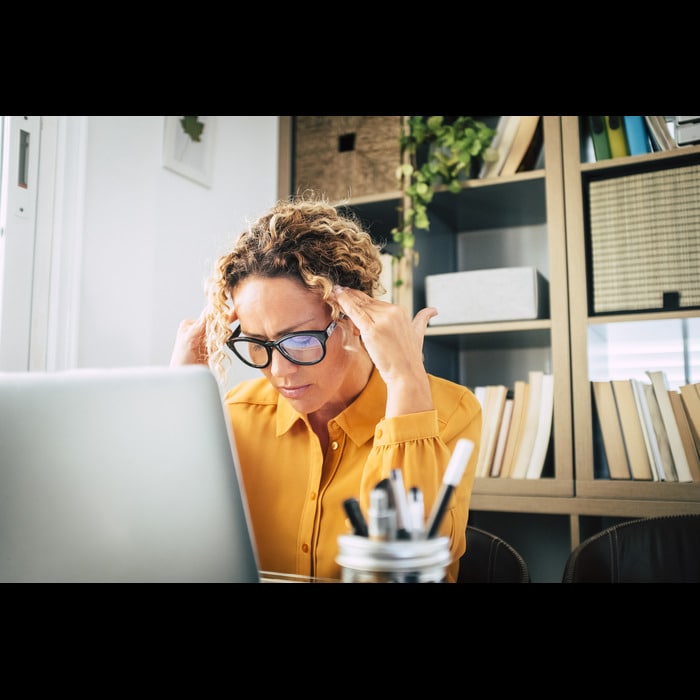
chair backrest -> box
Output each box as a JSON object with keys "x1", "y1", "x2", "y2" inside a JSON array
[
  {"x1": 457, "y1": 525, "x2": 530, "y2": 583},
  {"x1": 562, "y1": 514, "x2": 700, "y2": 583}
]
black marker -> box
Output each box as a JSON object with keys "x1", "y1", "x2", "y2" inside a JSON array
[
  {"x1": 425, "y1": 439, "x2": 474, "y2": 539},
  {"x1": 342, "y1": 497, "x2": 368, "y2": 537}
]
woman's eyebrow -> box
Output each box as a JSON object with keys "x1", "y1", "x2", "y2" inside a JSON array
[{"x1": 239, "y1": 319, "x2": 321, "y2": 340}]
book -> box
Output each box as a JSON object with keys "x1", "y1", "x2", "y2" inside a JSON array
[
  {"x1": 668, "y1": 389, "x2": 700, "y2": 481},
  {"x1": 588, "y1": 116, "x2": 611, "y2": 161},
  {"x1": 533, "y1": 140, "x2": 545, "y2": 170},
  {"x1": 480, "y1": 116, "x2": 521, "y2": 179},
  {"x1": 641, "y1": 380, "x2": 677, "y2": 481},
  {"x1": 478, "y1": 115, "x2": 510, "y2": 178},
  {"x1": 490, "y1": 397, "x2": 514, "y2": 477},
  {"x1": 510, "y1": 370, "x2": 544, "y2": 479},
  {"x1": 499, "y1": 116, "x2": 541, "y2": 177},
  {"x1": 605, "y1": 116, "x2": 629, "y2": 158},
  {"x1": 525, "y1": 373, "x2": 554, "y2": 479},
  {"x1": 675, "y1": 119, "x2": 700, "y2": 146},
  {"x1": 622, "y1": 116, "x2": 652, "y2": 155},
  {"x1": 499, "y1": 379, "x2": 529, "y2": 478},
  {"x1": 630, "y1": 378, "x2": 661, "y2": 481},
  {"x1": 517, "y1": 117, "x2": 544, "y2": 173},
  {"x1": 591, "y1": 381, "x2": 630, "y2": 479},
  {"x1": 679, "y1": 382, "x2": 700, "y2": 456},
  {"x1": 644, "y1": 116, "x2": 678, "y2": 151},
  {"x1": 611, "y1": 379, "x2": 653, "y2": 480},
  {"x1": 475, "y1": 384, "x2": 508, "y2": 478},
  {"x1": 646, "y1": 370, "x2": 692, "y2": 482},
  {"x1": 591, "y1": 407, "x2": 611, "y2": 479}
]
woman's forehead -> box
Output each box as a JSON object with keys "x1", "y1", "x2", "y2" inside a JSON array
[
  {"x1": 233, "y1": 276, "x2": 328, "y2": 332},
  {"x1": 232, "y1": 275, "x2": 320, "y2": 307}
]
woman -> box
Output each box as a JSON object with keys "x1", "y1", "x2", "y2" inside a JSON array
[{"x1": 170, "y1": 194, "x2": 481, "y2": 582}]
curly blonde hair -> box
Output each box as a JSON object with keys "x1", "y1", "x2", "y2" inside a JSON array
[{"x1": 204, "y1": 193, "x2": 386, "y2": 383}]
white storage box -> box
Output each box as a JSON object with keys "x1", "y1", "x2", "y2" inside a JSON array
[{"x1": 425, "y1": 267, "x2": 549, "y2": 325}]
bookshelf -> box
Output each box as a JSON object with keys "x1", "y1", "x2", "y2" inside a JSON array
[
  {"x1": 562, "y1": 116, "x2": 700, "y2": 512},
  {"x1": 279, "y1": 116, "x2": 700, "y2": 579}
]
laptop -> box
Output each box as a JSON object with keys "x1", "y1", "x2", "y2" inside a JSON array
[{"x1": 0, "y1": 365, "x2": 261, "y2": 582}]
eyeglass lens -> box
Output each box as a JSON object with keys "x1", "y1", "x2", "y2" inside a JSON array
[{"x1": 241, "y1": 334, "x2": 325, "y2": 366}]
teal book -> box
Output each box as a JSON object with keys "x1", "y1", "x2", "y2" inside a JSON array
[
  {"x1": 588, "y1": 116, "x2": 611, "y2": 161},
  {"x1": 623, "y1": 116, "x2": 651, "y2": 155},
  {"x1": 605, "y1": 116, "x2": 629, "y2": 158}
]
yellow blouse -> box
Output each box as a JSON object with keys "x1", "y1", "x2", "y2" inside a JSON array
[{"x1": 224, "y1": 366, "x2": 482, "y2": 582}]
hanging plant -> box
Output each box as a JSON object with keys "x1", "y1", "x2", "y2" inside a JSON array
[{"x1": 390, "y1": 115, "x2": 497, "y2": 280}]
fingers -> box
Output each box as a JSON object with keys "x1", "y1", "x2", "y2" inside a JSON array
[
  {"x1": 413, "y1": 306, "x2": 438, "y2": 334},
  {"x1": 333, "y1": 285, "x2": 436, "y2": 330},
  {"x1": 332, "y1": 285, "x2": 373, "y2": 312},
  {"x1": 170, "y1": 309, "x2": 209, "y2": 367}
]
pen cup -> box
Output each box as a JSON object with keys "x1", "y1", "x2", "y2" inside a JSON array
[{"x1": 335, "y1": 534, "x2": 451, "y2": 583}]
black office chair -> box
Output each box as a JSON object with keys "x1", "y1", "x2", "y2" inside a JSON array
[
  {"x1": 562, "y1": 514, "x2": 700, "y2": 583},
  {"x1": 457, "y1": 525, "x2": 530, "y2": 583}
]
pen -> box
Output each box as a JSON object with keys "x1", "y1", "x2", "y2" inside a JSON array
[
  {"x1": 368, "y1": 487, "x2": 397, "y2": 541},
  {"x1": 389, "y1": 468, "x2": 412, "y2": 540},
  {"x1": 408, "y1": 486, "x2": 425, "y2": 539},
  {"x1": 425, "y1": 438, "x2": 474, "y2": 539},
  {"x1": 342, "y1": 497, "x2": 368, "y2": 537}
]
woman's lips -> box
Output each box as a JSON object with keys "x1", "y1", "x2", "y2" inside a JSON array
[{"x1": 276, "y1": 384, "x2": 310, "y2": 400}]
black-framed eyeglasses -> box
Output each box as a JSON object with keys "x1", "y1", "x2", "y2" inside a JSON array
[{"x1": 226, "y1": 319, "x2": 339, "y2": 369}]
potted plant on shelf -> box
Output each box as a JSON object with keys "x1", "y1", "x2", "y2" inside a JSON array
[{"x1": 388, "y1": 115, "x2": 497, "y2": 300}]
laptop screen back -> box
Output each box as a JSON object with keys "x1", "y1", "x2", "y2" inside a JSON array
[{"x1": 0, "y1": 365, "x2": 261, "y2": 582}]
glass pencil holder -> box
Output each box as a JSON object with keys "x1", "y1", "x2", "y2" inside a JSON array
[{"x1": 335, "y1": 534, "x2": 451, "y2": 583}]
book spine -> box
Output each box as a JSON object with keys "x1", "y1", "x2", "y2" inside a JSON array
[
  {"x1": 622, "y1": 116, "x2": 651, "y2": 155},
  {"x1": 490, "y1": 398, "x2": 514, "y2": 477},
  {"x1": 612, "y1": 379, "x2": 653, "y2": 480},
  {"x1": 510, "y1": 370, "x2": 544, "y2": 479},
  {"x1": 605, "y1": 116, "x2": 629, "y2": 158},
  {"x1": 647, "y1": 370, "x2": 692, "y2": 482},
  {"x1": 631, "y1": 378, "x2": 660, "y2": 481},
  {"x1": 588, "y1": 116, "x2": 611, "y2": 161},
  {"x1": 479, "y1": 116, "x2": 510, "y2": 178},
  {"x1": 591, "y1": 380, "x2": 631, "y2": 479},
  {"x1": 644, "y1": 116, "x2": 677, "y2": 151},
  {"x1": 679, "y1": 383, "x2": 700, "y2": 455},
  {"x1": 525, "y1": 373, "x2": 554, "y2": 479}
]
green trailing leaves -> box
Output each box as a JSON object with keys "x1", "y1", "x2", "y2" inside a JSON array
[{"x1": 392, "y1": 115, "x2": 495, "y2": 250}]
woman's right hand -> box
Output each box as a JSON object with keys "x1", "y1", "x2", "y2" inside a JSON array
[{"x1": 169, "y1": 309, "x2": 208, "y2": 366}]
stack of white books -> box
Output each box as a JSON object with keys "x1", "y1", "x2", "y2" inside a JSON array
[{"x1": 674, "y1": 116, "x2": 700, "y2": 146}]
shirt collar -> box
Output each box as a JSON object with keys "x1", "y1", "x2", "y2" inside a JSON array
[{"x1": 276, "y1": 366, "x2": 386, "y2": 445}]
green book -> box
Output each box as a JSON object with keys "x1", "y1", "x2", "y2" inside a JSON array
[{"x1": 588, "y1": 116, "x2": 611, "y2": 161}]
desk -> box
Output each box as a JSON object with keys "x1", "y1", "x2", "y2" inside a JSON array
[{"x1": 259, "y1": 570, "x2": 341, "y2": 583}]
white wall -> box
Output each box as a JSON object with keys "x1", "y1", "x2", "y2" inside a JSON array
[{"x1": 54, "y1": 116, "x2": 278, "y2": 389}]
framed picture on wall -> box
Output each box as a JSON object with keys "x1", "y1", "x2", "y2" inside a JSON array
[{"x1": 162, "y1": 116, "x2": 216, "y2": 187}]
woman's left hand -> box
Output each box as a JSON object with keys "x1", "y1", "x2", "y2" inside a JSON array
[{"x1": 332, "y1": 285, "x2": 436, "y2": 384}]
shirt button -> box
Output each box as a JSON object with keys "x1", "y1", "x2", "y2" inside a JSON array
[
  {"x1": 376, "y1": 428, "x2": 383, "y2": 439},
  {"x1": 310, "y1": 492, "x2": 317, "y2": 500},
  {"x1": 301, "y1": 544, "x2": 309, "y2": 554},
  {"x1": 331, "y1": 441, "x2": 339, "y2": 450}
]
